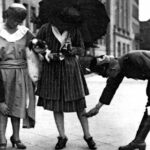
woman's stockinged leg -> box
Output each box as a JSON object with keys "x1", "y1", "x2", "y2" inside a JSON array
[
  {"x1": 11, "y1": 116, "x2": 20, "y2": 141},
  {"x1": 0, "y1": 113, "x2": 7, "y2": 143},
  {"x1": 53, "y1": 112, "x2": 68, "y2": 149},
  {"x1": 53, "y1": 111, "x2": 66, "y2": 138},
  {"x1": 10, "y1": 116, "x2": 26, "y2": 149},
  {"x1": 76, "y1": 109, "x2": 91, "y2": 138},
  {"x1": 77, "y1": 109, "x2": 97, "y2": 149}
]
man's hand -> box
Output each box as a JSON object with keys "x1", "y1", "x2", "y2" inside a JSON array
[
  {"x1": 83, "y1": 102, "x2": 103, "y2": 118},
  {"x1": 0, "y1": 102, "x2": 9, "y2": 116},
  {"x1": 84, "y1": 107, "x2": 99, "y2": 117}
]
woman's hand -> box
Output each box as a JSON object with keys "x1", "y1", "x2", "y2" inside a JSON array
[
  {"x1": 70, "y1": 47, "x2": 85, "y2": 56},
  {"x1": 83, "y1": 102, "x2": 103, "y2": 118},
  {"x1": 0, "y1": 102, "x2": 9, "y2": 116}
]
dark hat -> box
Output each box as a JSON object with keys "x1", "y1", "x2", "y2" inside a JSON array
[
  {"x1": 50, "y1": 6, "x2": 82, "y2": 33},
  {"x1": 60, "y1": 7, "x2": 82, "y2": 24}
]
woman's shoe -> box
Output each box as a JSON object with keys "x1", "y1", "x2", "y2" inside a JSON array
[
  {"x1": 10, "y1": 136, "x2": 26, "y2": 149},
  {"x1": 0, "y1": 143, "x2": 7, "y2": 150},
  {"x1": 84, "y1": 136, "x2": 97, "y2": 149},
  {"x1": 55, "y1": 136, "x2": 68, "y2": 149},
  {"x1": 119, "y1": 141, "x2": 146, "y2": 150}
]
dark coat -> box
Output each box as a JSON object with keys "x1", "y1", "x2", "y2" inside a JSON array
[
  {"x1": 36, "y1": 23, "x2": 89, "y2": 101},
  {"x1": 99, "y1": 51, "x2": 150, "y2": 105}
]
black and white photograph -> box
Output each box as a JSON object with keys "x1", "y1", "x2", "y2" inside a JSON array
[{"x1": 0, "y1": 0, "x2": 150, "y2": 150}]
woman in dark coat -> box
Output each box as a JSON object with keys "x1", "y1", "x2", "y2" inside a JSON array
[{"x1": 36, "y1": 7, "x2": 97, "y2": 150}]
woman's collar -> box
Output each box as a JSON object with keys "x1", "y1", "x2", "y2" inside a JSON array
[{"x1": 0, "y1": 24, "x2": 29, "y2": 42}]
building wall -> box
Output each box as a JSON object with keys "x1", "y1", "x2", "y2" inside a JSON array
[
  {"x1": 96, "y1": 0, "x2": 139, "y2": 57},
  {"x1": 105, "y1": 0, "x2": 132, "y2": 56},
  {"x1": 107, "y1": 0, "x2": 140, "y2": 57}
]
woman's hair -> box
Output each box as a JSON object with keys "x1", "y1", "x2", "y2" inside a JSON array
[{"x1": 4, "y1": 3, "x2": 27, "y2": 22}]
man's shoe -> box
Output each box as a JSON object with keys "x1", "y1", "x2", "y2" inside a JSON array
[{"x1": 119, "y1": 141, "x2": 146, "y2": 150}]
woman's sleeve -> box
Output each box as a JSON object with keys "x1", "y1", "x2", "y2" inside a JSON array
[
  {"x1": 36, "y1": 24, "x2": 47, "y2": 41},
  {"x1": 71, "y1": 29, "x2": 85, "y2": 56},
  {"x1": 26, "y1": 30, "x2": 35, "y2": 47}
]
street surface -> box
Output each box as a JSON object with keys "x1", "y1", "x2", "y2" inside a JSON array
[{"x1": 6, "y1": 74, "x2": 150, "y2": 150}]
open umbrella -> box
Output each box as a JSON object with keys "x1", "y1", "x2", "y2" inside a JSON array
[
  {"x1": 38, "y1": 0, "x2": 110, "y2": 48},
  {"x1": 38, "y1": 0, "x2": 75, "y2": 28}
]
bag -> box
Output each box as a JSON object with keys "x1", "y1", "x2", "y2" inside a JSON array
[{"x1": 26, "y1": 48, "x2": 42, "y2": 83}]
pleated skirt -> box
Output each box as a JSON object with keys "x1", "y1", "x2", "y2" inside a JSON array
[{"x1": 37, "y1": 97, "x2": 86, "y2": 112}]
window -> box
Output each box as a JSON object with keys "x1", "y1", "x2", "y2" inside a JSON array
[
  {"x1": 132, "y1": 5, "x2": 138, "y2": 20},
  {"x1": 135, "y1": 0, "x2": 139, "y2": 4},
  {"x1": 2, "y1": 0, "x2": 6, "y2": 22},
  {"x1": 123, "y1": 43, "x2": 126, "y2": 54},
  {"x1": 132, "y1": 23, "x2": 139, "y2": 34},
  {"x1": 127, "y1": 44, "x2": 130, "y2": 52},
  {"x1": 118, "y1": 42, "x2": 121, "y2": 56},
  {"x1": 125, "y1": 0, "x2": 129, "y2": 31},
  {"x1": 115, "y1": 0, "x2": 120, "y2": 27}
]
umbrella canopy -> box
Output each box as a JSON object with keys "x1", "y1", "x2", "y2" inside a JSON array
[{"x1": 38, "y1": 0, "x2": 110, "y2": 48}]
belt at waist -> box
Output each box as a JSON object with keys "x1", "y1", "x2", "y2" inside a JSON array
[{"x1": 0, "y1": 60, "x2": 27, "y2": 69}]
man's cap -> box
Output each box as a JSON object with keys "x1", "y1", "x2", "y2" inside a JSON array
[{"x1": 96, "y1": 55, "x2": 114, "y2": 65}]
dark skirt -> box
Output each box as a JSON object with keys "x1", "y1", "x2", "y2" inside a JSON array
[{"x1": 37, "y1": 97, "x2": 86, "y2": 112}]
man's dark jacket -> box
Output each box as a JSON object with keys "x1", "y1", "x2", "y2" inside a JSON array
[{"x1": 100, "y1": 51, "x2": 150, "y2": 105}]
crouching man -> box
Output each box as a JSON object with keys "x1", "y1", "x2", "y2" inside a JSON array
[{"x1": 81, "y1": 50, "x2": 150, "y2": 150}]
